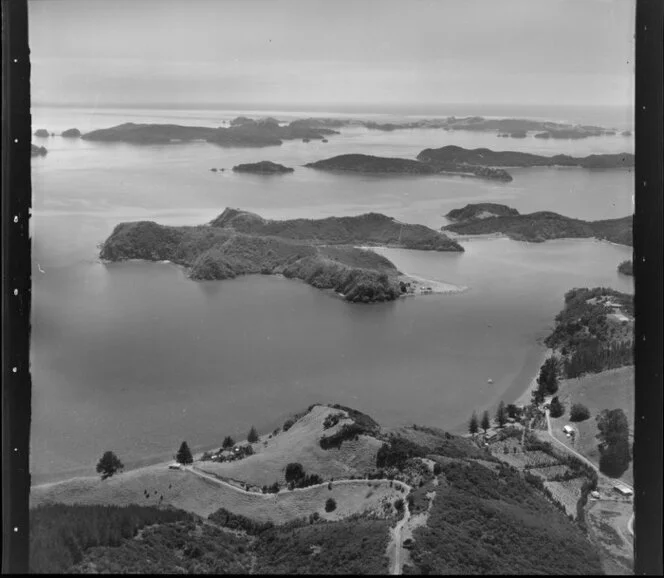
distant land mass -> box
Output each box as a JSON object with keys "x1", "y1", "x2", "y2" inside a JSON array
[
  {"x1": 444, "y1": 204, "x2": 632, "y2": 246},
  {"x1": 417, "y1": 146, "x2": 634, "y2": 169},
  {"x1": 34, "y1": 129, "x2": 50, "y2": 137},
  {"x1": 81, "y1": 118, "x2": 338, "y2": 147},
  {"x1": 31, "y1": 144, "x2": 48, "y2": 156},
  {"x1": 100, "y1": 209, "x2": 463, "y2": 303},
  {"x1": 617, "y1": 259, "x2": 633, "y2": 276},
  {"x1": 289, "y1": 116, "x2": 622, "y2": 138},
  {"x1": 232, "y1": 161, "x2": 294, "y2": 174},
  {"x1": 61, "y1": 128, "x2": 82, "y2": 138},
  {"x1": 305, "y1": 153, "x2": 513, "y2": 182}
]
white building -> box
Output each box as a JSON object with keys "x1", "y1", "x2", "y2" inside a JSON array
[
  {"x1": 563, "y1": 425, "x2": 574, "y2": 435},
  {"x1": 613, "y1": 483, "x2": 633, "y2": 497}
]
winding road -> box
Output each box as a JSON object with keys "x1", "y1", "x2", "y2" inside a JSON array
[{"x1": 388, "y1": 498, "x2": 411, "y2": 575}]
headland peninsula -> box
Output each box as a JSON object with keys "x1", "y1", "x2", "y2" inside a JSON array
[
  {"x1": 100, "y1": 209, "x2": 464, "y2": 303},
  {"x1": 443, "y1": 203, "x2": 632, "y2": 246}
]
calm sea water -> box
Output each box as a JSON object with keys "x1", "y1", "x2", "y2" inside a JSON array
[{"x1": 30, "y1": 107, "x2": 634, "y2": 483}]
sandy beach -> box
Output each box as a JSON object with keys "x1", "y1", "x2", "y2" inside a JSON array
[
  {"x1": 399, "y1": 272, "x2": 468, "y2": 296},
  {"x1": 513, "y1": 348, "x2": 554, "y2": 407}
]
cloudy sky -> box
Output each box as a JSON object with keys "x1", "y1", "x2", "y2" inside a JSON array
[{"x1": 29, "y1": 0, "x2": 634, "y2": 110}]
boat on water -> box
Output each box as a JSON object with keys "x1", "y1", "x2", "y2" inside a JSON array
[{"x1": 487, "y1": 378, "x2": 493, "y2": 384}]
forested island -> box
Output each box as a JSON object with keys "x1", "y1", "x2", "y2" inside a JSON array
[
  {"x1": 61, "y1": 128, "x2": 82, "y2": 138},
  {"x1": 81, "y1": 117, "x2": 338, "y2": 147},
  {"x1": 31, "y1": 144, "x2": 48, "y2": 156},
  {"x1": 305, "y1": 154, "x2": 513, "y2": 182},
  {"x1": 417, "y1": 145, "x2": 634, "y2": 169},
  {"x1": 232, "y1": 161, "x2": 294, "y2": 174},
  {"x1": 100, "y1": 209, "x2": 463, "y2": 303},
  {"x1": 617, "y1": 259, "x2": 633, "y2": 276},
  {"x1": 286, "y1": 116, "x2": 621, "y2": 139},
  {"x1": 443, "y1": 204, "x2": 632, "y2": 246}
]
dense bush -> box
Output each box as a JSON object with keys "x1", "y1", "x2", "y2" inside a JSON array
[
  {"x1": 208, "y1": 507, "x2": 275, "y2": 535},
  {"x1": 30, "y1": 504, "x2": 192, "y2": 573},
  {"x1": 549, "y1": 396, "x2": 565, "y2": 418},
  {"x1": 596, "y1": 408, "x2": 631, "y2": 477},
  {"x1": 319, "y1": 423, "x2": 365, "y2": 450},
  {"x1": 376, "y1": 437, "x2": 425, "y2": 470},
  {"x1": 325, "y1": 498, "x2": 337, "y2": 512},
  {"x1": 569, "y1": 403, "x2": 591, "y2": 422}
]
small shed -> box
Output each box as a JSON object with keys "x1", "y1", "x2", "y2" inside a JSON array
[
  {"x1": 562, "y1": 425, "x2": 574, "y2": 435},
  {"x1": 168, "y1": 463, "x2": 181, "y2": 470},
  {"x1": 613, "y1": 483, "x2": 633, "y2": 497}
]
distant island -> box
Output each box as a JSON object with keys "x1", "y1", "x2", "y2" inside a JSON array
[
  {"x1": 232, "y1": 161, "x2": 294, "y2": 174},
  {"x1": 288, "y1": 116, "x2": 623, "y2": 139},
  {"x1": 80, "y1": 117, "x2": 338, "y2": 147},
  {"x1": 617, "y1": 259, "x2": 633, "y2": 276},
  {"x1": 100, "y1": 209, "x2": 463, "y2": 303},
  {"x1": 417, "y1": 145, "x2": 634, "y2": 169},
  {"x1": 34, "y1": 129, "x2": 50, "y2": 137},
  {"x1": 31, "y1": 144, "x2": 48, "y2": 156},
  {"x1": 61, "y1": 128, "x2": 82, "y2": 138},
  {"x1": 305, "y1": 153, "x2": 513, "y2": 182},
  {"x1": 443, "y1": 203, "x2": 632, "y2": 246}
]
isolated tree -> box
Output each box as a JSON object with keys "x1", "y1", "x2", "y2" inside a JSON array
[
  {"x1": 495, "y1": 400, "x2": 508, "y2": 428},
  {"x1": 325, "y1": 498, "x2": 337, "y2": 512},
  {"x1": 222, "y1": 436, "x2": 235, "y2": 450},
  {"x1": 468, "y1": 412, "x2": 479, "y2": 435},
  {"x1": 96, "y1": 451, "x2": 124, "y2": 480},
  {"x1": 506, "y1": 404, "x2": 521, "y2": 420},
  {"x1": 285, "y1": 462, "x2": 305, "y2": 483},
  {"x1": 596, "y1": 408, "x2": 631, "y2": 477},
  {"x1": 247, "y1": 426, "x2": 259, "y2": 443},
  {"x1": 176, "y1": 441, "x2": 193, "y2": 465},
  {"x1": 599, "y1": 438, "x2": 631, "y2": 477},
  {"x1": 549, "y1": 396, "x2": 565, "y2": 418},
  {"x1": 480, "y1": 410, "x2": 491, "y2": 433},
  {"x1": 570, "y1": 403, "x2": 591, "y2": 422}
]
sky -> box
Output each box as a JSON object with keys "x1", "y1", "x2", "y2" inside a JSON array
[{"x1": 29, "y1": 0, "x2": 635, "y2": 110}]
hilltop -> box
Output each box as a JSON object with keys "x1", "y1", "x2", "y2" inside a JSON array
[
  {"x1": 100, "y1": 209, "x2": 463, "y2": 303},
  {"x1": 306, "y1": 153, "x2": 513, "y2": 182},
  {"x1": 81, "y1": 119, "x2": 337, "y2": 147},
  {"x1": 30, "y1": 402, "x2": 603, "y2": 574},
  {"x1": 443, "y1": 204, "x2": 633, "y2": 246},
  {"x1": 417, "y1": 145, "x2": 634, "y2": 169}
]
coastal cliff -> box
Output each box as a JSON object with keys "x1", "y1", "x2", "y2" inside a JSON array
[
  {"x1": 444, "y1": 204, "x2": 632, "y2": 246},
  {"x1": 100, "y1": 209, "x2": 463, "y2": 303}
]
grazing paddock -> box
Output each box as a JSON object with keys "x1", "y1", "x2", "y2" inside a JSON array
[
  {"x1": 197, "y1": 405, "x2": 382, "y2": 487},
  {"x1": 31, "y1": 463, "x2": 403, "y2": 524},
  {"x1": 544, "y1": 478, "x2": 586, "y2": 518},
  {"x1": 551, "y1": 366, "x2": 634, "y2": 486}
]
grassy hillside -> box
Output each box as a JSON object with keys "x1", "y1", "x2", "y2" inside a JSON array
[
  {"x1": 198, "y1": 405, "x2": 383, "y2": 486},
  {"x1": 549, "y1": 366, "x2": 634, "y2": 485},
  {"x1": 446, "y1": 203, "x2": 520, "y2": 222},
  {"x1": 443, "y1": 207, "x2": 633, "y2": 246}
]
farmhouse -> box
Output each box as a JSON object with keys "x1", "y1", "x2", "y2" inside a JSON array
[{"x1": 562, "y1": 425, "x2": 574, "y2": 435}]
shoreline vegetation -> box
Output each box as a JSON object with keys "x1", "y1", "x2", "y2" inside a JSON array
[
  {"x1": 99, "y1": 208, "x2": 464, "y2": 304},
  {"x1": 443, "y1": 203, "x2": 632, "y2": 246}
]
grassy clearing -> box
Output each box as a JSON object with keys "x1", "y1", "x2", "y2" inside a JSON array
[
  {"x1": 550, "y1": 366, "x2": 634, "y2": 484},
  {"x1": 31, "y1": 463, "x2": 402, "y2": 525},
  {"x1": 528, "y1": 465, "x2": 571, "y2": 480},
  {"x1": 197, "y1": 405, "x2": 382, "y2": 487},
  {"x1": 544, "y1": 478, "x2": 586, "y2": 518},
  {"x1": 585, "y1": 500, "x2": 633, "y2": 575}
]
